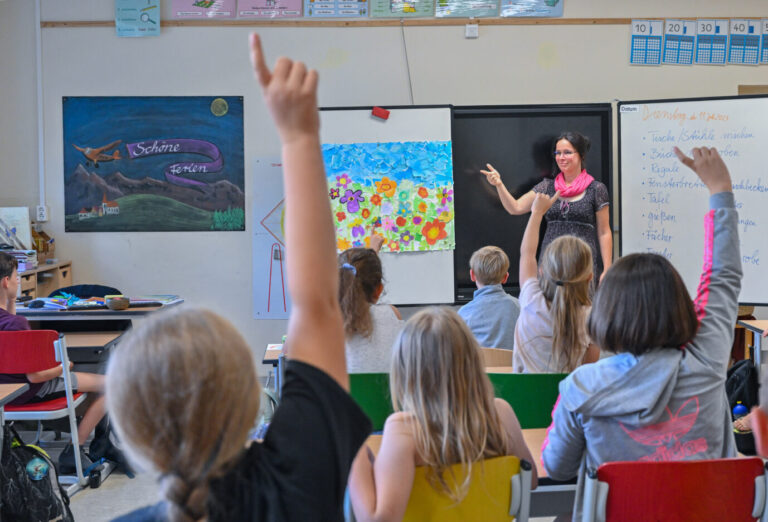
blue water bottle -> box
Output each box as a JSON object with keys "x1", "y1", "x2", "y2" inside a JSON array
[{"x1": 733, "y1": 401, "x2": 748, "y2": 421}]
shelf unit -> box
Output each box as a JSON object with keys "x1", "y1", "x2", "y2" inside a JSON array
[{"x1": 19, "y1": 260, "x2": 72, "y2": 299}]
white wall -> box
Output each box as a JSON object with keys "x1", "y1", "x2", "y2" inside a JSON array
[{"x1": 1, "y1": 0, "x2": 767, "y2": 370}]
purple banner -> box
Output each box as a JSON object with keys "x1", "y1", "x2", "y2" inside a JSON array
[{"x1": 126, "y1": 139, "x2": 223, "y2": 189}]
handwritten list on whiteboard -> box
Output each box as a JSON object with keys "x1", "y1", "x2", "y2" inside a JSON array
[{"x1": 619, "y1": 96, "x2": 768, "y2": 304}]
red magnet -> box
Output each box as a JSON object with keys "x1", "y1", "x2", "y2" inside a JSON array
[{"x1": 371, "y1": 106, "x2": 390, "y2": 120}]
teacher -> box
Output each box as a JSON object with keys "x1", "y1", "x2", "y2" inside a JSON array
[{"x1": 481, "y1": 131, "x2": 612, "y2": 284}]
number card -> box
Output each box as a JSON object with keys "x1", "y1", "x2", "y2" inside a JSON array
[
  {"x1": 662, "y1": 20, "x2": 696, "y2": 65},
  {"x1": 728, "y1": 19, "x2": 760, "y2": 65},
  {"x1": 304, "y1": 0, "x2": 368, "y2": 17},
  {"x1": 630, "y1": 20, "x2": 663, "y2": 66},
  {"x1": 760, "y1": 19, "x2": 768, "y2": 63},
  {"x1": 695, "y1": 19, "x2": 728, "y2": 65}
]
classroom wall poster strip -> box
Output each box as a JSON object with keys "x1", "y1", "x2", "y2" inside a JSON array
[
  {"x1": 62, "y1": 96, "x2": 245, "y2": 232},
  {"x1": 369, "y1": 0, "x2": 434, "y2": 18},
  {"x1": 238, "y1": 0, "x2": 302, "y2": 17},
  {"x1": 695, "y1": 19, "x2": 728, "y2": 65},
  {"x1": 115, "y1": 0, "x2": 161, "y2": 37},
  {"x1": 662, "y1": 20, "x2": 696, "y2": 65},
  {"x1": 304, "y1": 0, "x2": 368, "y2": 17},
  {"x1": 171, "y1": 0, "x2": 237, "y2": 18},
  {"x1": 728, "y1": 19, "x2": 760, "y2": 65},
  {"x1": 435, "y1": 0, "x2": 498, "y2": 18},
  {"x1": 324, "y1": 141, "x2": 455, "y2": 253},
  {"x1": 629, "y1": 20, "x2": 663, "y2": 66},
  {"x1": 500, "y1": 0, "x2": 561, "y2": 18}
]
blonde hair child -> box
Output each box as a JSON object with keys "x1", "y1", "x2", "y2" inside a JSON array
[
  {"x1": 338, "y1": 234, "x2": 403, "y2": 373},
  {"x1": 106, "y1": 35, "x2": 370, "y2": 522},
  {"x1": 349, "y1": 307, "x2": 537, "y2": 521},
  {"x1": 513, "y1": 191, "x2": 600, "y2": 373}
]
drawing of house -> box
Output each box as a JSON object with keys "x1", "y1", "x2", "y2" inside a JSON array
[
  {"x1": 102, "y1": 193, "x2": 120, "y2": 216},
  {"x1": 78, "y1": 208, "x2": 91, "y2": 220}
]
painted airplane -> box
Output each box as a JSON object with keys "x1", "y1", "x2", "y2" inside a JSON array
[{"x1": 72, "y1": 140, "x2": 122, "y2": 168}]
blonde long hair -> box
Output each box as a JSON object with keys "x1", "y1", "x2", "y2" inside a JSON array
[
  {"x1": 539, "y1": 235, "x2": 593, "y2": 372},
  {"x1": 390, "y1": 307, "x2": 509, "y2": 502},
  {"x1": 106, "y1": 307, "x2": 261, "y2": 522}
]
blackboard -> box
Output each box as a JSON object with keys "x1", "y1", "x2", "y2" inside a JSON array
[
  {"x1": 619, "y1": 95, "x2": 768, "y2": 305},
  {"x1": 452, "y1": 105, "x2": 613, "y2": 302}
]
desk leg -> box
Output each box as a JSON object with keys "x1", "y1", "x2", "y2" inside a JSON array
[
  {"x1": 277, "y1": 353, "x2": 286, "y2": 399},
  {"x1": 0, "y1": 407, "x2": 4, "y2": 463},
  {"x1": 756, "y1": 334, "x2": 763, "y2": 375}
]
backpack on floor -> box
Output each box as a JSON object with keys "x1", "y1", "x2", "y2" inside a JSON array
[
  {"x1": 726, "y1": 359, "x2": 760, "y2": 455},
  {"x1": 89, "y1": 415, "x2": 134, "y2": 477},
  {"x1": 0, "y1": 423, "x2": 74, "y2": 522}
]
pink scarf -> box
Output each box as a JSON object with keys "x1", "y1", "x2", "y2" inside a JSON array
[{"x1": 554, "y1": 169, "x2": 594, "y2": 198}]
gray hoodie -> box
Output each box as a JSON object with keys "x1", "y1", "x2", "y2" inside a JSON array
[{"x1": 542, "y1": 192, "x2": 741, "y2": 518}]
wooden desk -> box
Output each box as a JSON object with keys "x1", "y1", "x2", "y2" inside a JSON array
[
  {"x1": 737, "y1": 319, "x2": 768, "y2": 374},
  {"x1": 1, "y1": 383, "x2": 29, "y2": 460},
  {"x1": 17, "y1": 298, "x2": 184, "y2": 321},
  {"x1": 366, "y1": 428, "x2": 548, "y2": 478},
  {"x1": 263, "y1": 344, "x2": 283, "y2": 365}
]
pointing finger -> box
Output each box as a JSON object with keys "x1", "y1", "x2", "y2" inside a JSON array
[{"x1": 249, "y1": 33, "x2": 271, "y2": 89}]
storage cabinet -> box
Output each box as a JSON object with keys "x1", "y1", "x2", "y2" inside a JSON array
[{"x1": 19, "y1": 261, "x2": 72, "y2": 299}]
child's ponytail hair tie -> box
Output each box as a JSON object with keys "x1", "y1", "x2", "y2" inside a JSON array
[
  {"x1": 342, "y1": 263, "x2": 357, "y2": 276},
  {"x1": 554, "y1": 279, "x2": 564, "y2": 286}
]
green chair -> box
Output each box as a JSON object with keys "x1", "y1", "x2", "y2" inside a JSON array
[
  {"x1": 349, "y1": 373, "x2": 393, "y2": 432},
  {"x1": 487, "y1": 373, "x2": 567, "y2": 429}
]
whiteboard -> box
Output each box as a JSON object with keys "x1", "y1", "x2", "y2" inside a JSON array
[
  {"x1": 319, "y1": 106, "x2": 453, "y2": 305},
  {"x1": 619, "y1": 95, "x2": 768, "y2": 305}
]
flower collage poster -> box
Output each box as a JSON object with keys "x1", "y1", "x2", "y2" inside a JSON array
[{"x1": 323, "y1": 141, "x2": 454, "y2": 253}]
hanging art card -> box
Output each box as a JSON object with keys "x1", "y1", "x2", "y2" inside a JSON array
[
  {"x1": 435, "y1": 0, "x2": 498, "y2": 19},
  {"x1": 500, "y1": 0, "x2": 561, "y2": 18},
  {"x1": 695, "y1": 19, "x2": 728, "y2": 65},
  {"x1": 324, "y1": 141, "x2": 454, "y2": 253},
  {"x1": 171, "y1": 0, "x2": 237, "y2": 18},
  {"x1": 728, "y1": 19, "x2": 760, "y2": 65},
  {"x1": 369, "y1": 0, "x2": 434, "y2": 18},
  {"x1": 662, "y1": 20, "x2": 696, "y2": 65},
  {"x1": 62, "y1": 96, "x2": 244, "y2": 232},
  {"x1": 238, "y1": 0, "x2": 302, "y2": 18},
  {"x1": 115, "y1": 0, "x2": 161, "y2": 37},
  {"x1": 304, "y1": 0, "x2": 368, "y2": 17}
]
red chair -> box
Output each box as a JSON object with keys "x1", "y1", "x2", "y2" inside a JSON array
[
  {"x1": 0, "y1": 330, "x2": 89, "y2": 493},
  {"x1": 581, "y1": 458, "x2": 768, "y2": 522}
]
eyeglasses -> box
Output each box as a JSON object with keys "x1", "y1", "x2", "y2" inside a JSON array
[{"x1": 553, "y1": 150, "x2": 576, "y2": 158}]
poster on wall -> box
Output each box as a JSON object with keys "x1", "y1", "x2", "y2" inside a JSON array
[
  {"x1": 435, "y1": 0, "x2": 498, "y2": 18},
  {"x1": 62, "y1": 96, "x2": 245, "y2": 232},
  {"x1": 369, "y1": 0, "x2": 434, "y2": 18},
  {"x1": 324, "y1": 141, "x2": 454, "y2": 253},
  {"x1": 171, "y1": 0, "x2": 237, "y2": 18},
  {"x1": 115, "y1": 0, "x2": 161, "y2": 37},
  {"x1": 304, "y1": 0, "x2": 368, "y2": 18},
  {"x1": 238, "y1": 0, "x2": 302, "y2": 18},
  {"x1": 500, "y1": 0, "x2": 561, "y2": 17}
]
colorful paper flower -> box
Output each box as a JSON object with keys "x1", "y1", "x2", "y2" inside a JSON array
[
  {"x1": 372, "y1": 217, "x2": 382, "y2": 228},
  {"x1": 336, "y1": 174, "x2": 351, "y2": 188},
  {"x1": 340, "y1": 189, "x2": 365, "y2": 214},
  {"x1": 417, "y1": 201, "x2": 428, "y2": 213},
  {"x1": 353, "y1": 240, "x2": 363, "y2": 247},
  {"x1": 336, "y1": 211, "x2": 346, "y2": 222},
  {"x1": 413, "y1": 216, "x2": 423, "y2": 225},
  {"x1": 337, "y1": 238, "x2": 351, "y2": 250},
  {"x1": 438, "y1": 209, "x2": 454, "y2": 223},
  {"x1": 400, "y1": 231, "x2": 413, "y2": 245},
  {"x1": 422, "y1": 219, "x2": 448, "y2": 245},
  {"x1": 329, "y1": 188, "x2": 340, "y2": 199},
  {"x1": 418, "y1": 187, "x2": 428, "y2": 198},
  {"x1": 352, "y1": 223, "x2": 366, "y2": 238},
  {"x1": 382, "y1": 218, "x2": 396, "y2": 232},
  {"x1": 397, "y1": 205, "x2": 412, "y2": 218},
  {"x1": 398, "y1": 190, "x2": 409, "y2": 202},
  {"x1": 381, "y1": 202, "x2": 393, "y2": 216},
  {"x1": 370, "y1": 194, "x2": 382, "y2": 206},
  {"x1": 439, "y1": 188, "x2": 453, "y2": 205},
  {"x1": 375, "y1": 177, "x2": 397, "y2": 198},
  {"x1": 396, "y1": 216, "x2": 407, "y2": 227},
  {"x1": 389, "y1": 241, "x2": 400, "y2": 252},
  {"x1": 361, "y1": 208, "x2": 371, "y2": 219}
]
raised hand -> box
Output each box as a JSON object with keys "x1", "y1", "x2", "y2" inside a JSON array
[
  {"x1": 531, "y1": 191, "x2": 560, "y2": 217},
  {"x1": 673, "y1": 146, "x2": 732, "y2": 195},
  {"x1": 249, "y1": 33, "x2": 320, "y2": 146},
  {"x1": 480, "y1": 163, "x2": 503, "y2": 187},
  {"x1": 369, "y1": 233, "x2": 385, "y2": 253}
]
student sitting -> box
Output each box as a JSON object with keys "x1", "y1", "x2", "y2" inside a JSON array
[
  {"x1": 349, "y1": 307, "x2": 537, "y2": 521},
  {"x1": 512, "y1": 193, "x2": 599, "y2": 373},
  {"x1": 339, "y1": 234, "x2": 403, "y2": 373},
  {"x1": 457, "y1": 246, "x2": 520, "y2": 351},
  {"x1": 0, "y1": 251, "x2": 106, "y2": 474},
  {"x1": 107, "y1": 34, "x2": 371, "y2": 521},
  {"x1": 542, "y1": 146, "x2": 741, "y2": 519}
]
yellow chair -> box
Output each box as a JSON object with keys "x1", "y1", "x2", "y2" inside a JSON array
[{"x1": 402, "y1": 456, "x2": 532, "y2": 522}]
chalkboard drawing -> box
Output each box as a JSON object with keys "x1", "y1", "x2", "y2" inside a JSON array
[
  {"x1": 323, "y1": 141, "x2": 455, "y2": 253},
  {"x1": 62, "y1": 96, "x2": 245, "y2": 232}
]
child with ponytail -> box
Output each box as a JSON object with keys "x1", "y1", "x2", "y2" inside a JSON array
[
  {"x1": 338, "y1": 235, "x2": 403, "y2": 373},
  {"x1": 513, "y1": 191, "x2": 600, "y2": 373}
]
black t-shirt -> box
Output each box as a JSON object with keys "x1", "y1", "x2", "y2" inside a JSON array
[{"x1": 113, "y1": 360, "x2": 372, "y2": 522}]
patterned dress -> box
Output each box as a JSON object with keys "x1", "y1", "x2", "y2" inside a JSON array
[{"x1": 533, "y1": 178, "x2": 610, "y2": 284}]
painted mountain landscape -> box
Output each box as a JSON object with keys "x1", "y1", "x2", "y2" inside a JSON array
[{"x1": 63, "y1": 96, "x2": 244, "y2": 232}]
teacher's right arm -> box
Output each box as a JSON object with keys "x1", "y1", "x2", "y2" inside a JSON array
[{"x1": 480, "y1": 163, "x2": 536, "y2": 215}]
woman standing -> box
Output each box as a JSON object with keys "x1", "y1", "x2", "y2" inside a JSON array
[{"x1": 481, "y1": 131, "x2": 612, "y2": 283}]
